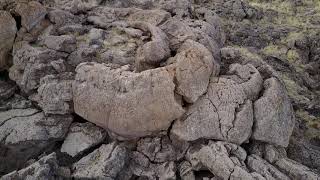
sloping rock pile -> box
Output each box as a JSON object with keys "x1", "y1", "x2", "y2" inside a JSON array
[{"x1": 0, "y1": 0, "x2": 319, "y2": 179}]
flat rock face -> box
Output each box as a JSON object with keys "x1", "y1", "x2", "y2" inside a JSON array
[
  {"x1": 73, "y1": 63, "x2": 185, "y2": 138},
  {"x1": 252, "y1": 77, "x2": 295, "y2": 147},
  {"x1": 171, "y1": 63, "x2": 263, "y2": 144},
  {"x1": 61, "y1": 122, "x2": 107, "y2": 157},
  {"x1": 0, "y1": 11, "x2": 17, "y2": 70}
]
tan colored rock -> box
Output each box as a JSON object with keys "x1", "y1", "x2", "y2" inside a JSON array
[
  {"x1": 171, "y1": 63, "x2": 263, "y2": 144},
  {"x1": 0, "y1": 11, "x2": 17, "y2": 70},
  {"x1": 73, "y1": 62, "x2": 184, "y2": 139},
  {"x1": 174, "y1": 40, "x2": 219, "y2": 103}
]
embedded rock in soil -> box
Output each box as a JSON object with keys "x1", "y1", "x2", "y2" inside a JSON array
[
  {"x1": 73, "y1": 62, "x2": 184, "y2": 139},
  {"x1": 0, "y1": 11, "x2": 17, "y2": 70},
  {"x1": 171, "y1": 63, "x2": 263, "y2": 144},
  {"x1": 72, "y1": 143, "x2": 130, "y2": 179},
  {"x1": 252, "y1": 77, "x2": 295, "y2": 147},
  {"x1": 61, "y1": 122, "x2": 107, "y2": 157}
]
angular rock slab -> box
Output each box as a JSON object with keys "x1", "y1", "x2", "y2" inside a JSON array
[
  {"x1": 171, "y1": 63, "x2": 263, "y2": 144},
  {"x1": 73, "y1": 63, "x2": 184, "y2": 139},
  {"x1": 252, "y1": 77, "x2": 295, "y2": 147},
  {"x1": 72, "y1": 143, "x2": 129, "y2": 179},
  {"x1": 61, "y1": 122, "x2": 107, "y2": 157},
  {"x1": 0, "y1": 11, "x2": 17, "y2": 70}
]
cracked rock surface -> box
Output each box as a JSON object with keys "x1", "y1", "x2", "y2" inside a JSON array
[{"x1": 0, "y1": 0, "x2": 319, "y2": 179}]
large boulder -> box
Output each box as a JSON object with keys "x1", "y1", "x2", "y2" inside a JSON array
[
  {"x1": 0, "y1": 11, "x2": 17, "y2": 70},
  {"x1": 252, "y1": 77, "x2": 295, "y2": 147},
  {"x1": 171, "y1": 63, "x2": 263, "y2": 144},
  {"x1": 73, "y1": 63, "x2": 184, "y2": 139}
]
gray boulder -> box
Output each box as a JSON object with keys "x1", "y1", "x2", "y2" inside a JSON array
[
  {"x1": 0, "y1": 108, "x2": 72, "y2": 174},
  {"x1": 252, "y1": 77, "x2": 295, "y2": 147},
  {"x1": 61, "y1": 122, "x2": 107, "y2": 157},
  {"x1": 72, "y1": 143, "x2": 129, "y2": 179},
  {"x1": 73, "y1": 62, "x2": 184, "y2": 139}
]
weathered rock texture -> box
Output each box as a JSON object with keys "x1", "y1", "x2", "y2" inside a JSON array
[
  {"x1": 0, "y1": 0, "x2": 319, "y2": 179},
  {"x1": 73, "y1": 63, "x2": 184, "y2": 138}
]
